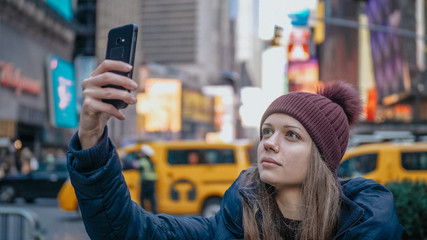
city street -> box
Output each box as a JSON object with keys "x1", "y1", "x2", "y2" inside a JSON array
[
  {"x1": 2, "y1": 198, "x2": 89, "y2": 240},
  {"x1": 1, "y1": 0, "x2": 426, "y2": 239}
]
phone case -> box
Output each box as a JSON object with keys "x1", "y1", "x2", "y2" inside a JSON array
[{"x1": 102, "y1": 24, "x2": 138, "y2": 109}]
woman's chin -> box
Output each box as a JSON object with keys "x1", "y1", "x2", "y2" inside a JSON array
[{"x1": 259, "y1": 169, "x2": 277, "y2": 186}]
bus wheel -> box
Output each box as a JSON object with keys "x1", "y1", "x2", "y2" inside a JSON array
[{"x1": 201, "y1": 197, "x2": 221, "y2": 218}]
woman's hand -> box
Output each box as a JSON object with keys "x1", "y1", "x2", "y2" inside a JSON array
[{"x1": 78, "y1": 60, "x2": 138, "y2": 149}]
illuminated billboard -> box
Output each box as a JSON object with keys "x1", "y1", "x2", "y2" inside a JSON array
[
  {"x1": 47, "y1": 55, "x2": 78, "y2": 128},
  {"x1": 182, "y1": 90, "x2": 213, "y2": 123},
  {"x1": 202, "y1": 85, "x2": 235, "y2": 142},
  {"x1": 287, "y1": 58, "x2": 319, "y2": 93},
  {"x1": 365, "y1": 0, "x2": 414, "y2": 105},
  {"x1": 136, "y1": 79, "x2": 182, "y2": 132},
  {"x1": 46, "y1": 0, "x2": 74, "y2": 21}
]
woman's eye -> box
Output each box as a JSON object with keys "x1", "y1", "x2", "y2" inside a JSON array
[
  {"x1": 262, "y1": 128, "x2": 273, "y2": 137},
  {"x1": 286, "y1": 131, "x2": 299, "y2": 139}
]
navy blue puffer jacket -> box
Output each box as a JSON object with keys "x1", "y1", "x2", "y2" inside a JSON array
[{"x1": 67, "y1": 130, "x2": 403, "y2": 239}]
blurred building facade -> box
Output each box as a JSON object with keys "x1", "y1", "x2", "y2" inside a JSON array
[
  {"x1": 238, "y1": 0, "x2": 427, "y2": 141},
  {"x1": 257, "y1": 0, "x2": 427, "y2": 140},
  {"x1": 316, "y1": 0, "x2": 427, "y2": 138},
  {"x1": 96, "y1": 0, "x2": 243, "y2": 145},
  {"x1": 0, "y1": 0, "x2": 78, "y2": 164}
]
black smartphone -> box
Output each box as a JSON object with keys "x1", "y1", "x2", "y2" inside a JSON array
[{"x1": 102, "y1": 24, "x2": 138, "y2": 109}]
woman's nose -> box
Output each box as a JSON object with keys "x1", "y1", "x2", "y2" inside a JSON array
[{"x1": 263, "y1": 134, "x2": 280, "y2": 152}]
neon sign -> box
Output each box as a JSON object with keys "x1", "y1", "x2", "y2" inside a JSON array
[
  {"x1": 47, "y1": 55, "x2": 77, "y2": 128},
  {"x1": 0, "y1": 61, "x2": 41, "y2": 95}
]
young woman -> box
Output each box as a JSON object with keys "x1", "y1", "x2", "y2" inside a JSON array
[{"x1": 67, "y1": 60, "x2": 403, "y2": 239}]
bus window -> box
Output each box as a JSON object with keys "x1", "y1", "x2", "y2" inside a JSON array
[
  {"x1": 402, "y1": 152, "x2": 427, "y2": 170},
  {"x1": 167, "y1": 149, "x2": 235, "y2": 165},
  {"x1": 338, "y1": 153, "x2": 377, "y2": 178}
]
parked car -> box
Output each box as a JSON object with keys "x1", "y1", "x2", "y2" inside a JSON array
[
  {"x1": 338, "y1": 141, "x2": 427, "y2": 185},
  {"x1": 0, "y1": 161, "x2": 68, "y2": 203},
  {"x1": 58, "y1": 140, "x2": 255, "y2": 217}
]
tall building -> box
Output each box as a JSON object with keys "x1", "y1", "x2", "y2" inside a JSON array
[
  {"x1": 0, "y1": 0, "x2": 77, "y2": 162},
  {"x1": 74, "y1": 0, "x2": 96, "y2": 57},
  {"x1": 140, "y1": 0, "x2": 234, "y2": 86},
  {"x1": 96, "y1": 0, "x2": 237, "y2": 144}
]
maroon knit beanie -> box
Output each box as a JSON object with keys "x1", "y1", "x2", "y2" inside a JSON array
[{"x1": 259, "y1": 81, "x2": 362, "y2": 174}]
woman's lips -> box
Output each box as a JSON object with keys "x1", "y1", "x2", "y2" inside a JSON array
[{"x1": 261, "y1": 157, "x2": 282, "y2": 167}]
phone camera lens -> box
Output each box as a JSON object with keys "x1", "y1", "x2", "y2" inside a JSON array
[{"x1": 116, "y1": 37, "x2": 122, "y2": 44}]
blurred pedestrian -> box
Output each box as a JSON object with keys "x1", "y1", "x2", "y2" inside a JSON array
[
  {"x1": 138, "y1": 144, "x2": 158, "y2": 214},
  {"x1": 188, "y1": 152, "x2": 199, "y2": 165},
  {"x1": 19, "y1": 147, "x2": 32, "y2": 175},
  {"x1": 30, "y1": 155, "x2": 39, "y2": 171},
  {"x1": 45, "y1": 148, "x2": 55, "y2": 170},
  {"x1": 66, "y1": 60, "x2": 403, "y2": 239},
  {"x1": 0, "y1": 147, "x2": 7, "y2": 179}
]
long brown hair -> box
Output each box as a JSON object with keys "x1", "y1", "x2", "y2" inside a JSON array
[{"x1": 242, "y1": 144, "x2": 341, "y2": 240}]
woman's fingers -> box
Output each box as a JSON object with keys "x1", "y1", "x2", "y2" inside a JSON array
[
  {"x1": 84, "y1": 85, "x2": 137, "y2": 104},
  {"x1": 82, "y1": 97, "x2": 125, "y2": 121},
  {"x1": 82, "y1": 72, "x2": 138, "y2": 91},
  {"x1": 90, "y1": 59, "x2": 132, "y2": 78},
  {"x1": 80, "y1": 59, "x2": 138, "y2": 113}
]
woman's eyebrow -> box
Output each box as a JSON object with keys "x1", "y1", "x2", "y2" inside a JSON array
[
  {"x1": 283, "y1": 125, "x2": 303, "y2": 132},
  {"x1": 262, "y1": 122, "x2": 302, "y2": 130},
  {"x1": 261, "y1": 122, "x2": 273, "y2": 127}
]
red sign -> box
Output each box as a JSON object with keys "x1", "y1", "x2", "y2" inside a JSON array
[
  {"x1": 287, "y1": 29, "x2": 310, "y2": 61},
  {"x1": 0, "y1": 61, "x2": 41, "y2": 95},
  {"x1": 365, "y1": 88, "x2": 377, "y2": 121}
]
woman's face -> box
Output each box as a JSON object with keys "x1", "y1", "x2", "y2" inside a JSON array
[{"x1": 257, "y1": 113, "x2": 313, "y2": 190}]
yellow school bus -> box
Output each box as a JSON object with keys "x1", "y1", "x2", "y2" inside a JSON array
[
  {"x1": 338, "y1": 142, "x2": 427, "y2": 185},
  {"x1": 58, "y1": 140, "x2": 254, "y2": 217}
]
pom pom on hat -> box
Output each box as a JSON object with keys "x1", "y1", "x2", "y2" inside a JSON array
[
  {"x1": 318, "y1": 81, "x2": 362, "y2": 126},
  {"x1": 260, "y1": 81, "x2": 362, "y2": 174}
]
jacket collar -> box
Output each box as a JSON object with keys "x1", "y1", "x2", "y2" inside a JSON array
[{"x1": 334, "y1": 187, "x2": 364, "y2": 238}]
